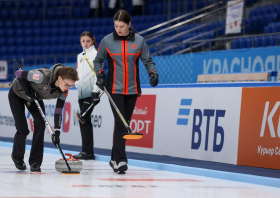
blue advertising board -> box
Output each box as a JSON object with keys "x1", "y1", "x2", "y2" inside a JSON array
[{"x1": 139, "y1": 46, "x2": 280, "y2": 84}]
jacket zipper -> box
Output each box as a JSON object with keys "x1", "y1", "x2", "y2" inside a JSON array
[
  {"x1": 81, "y1": 57, "x2": 83, "y2": 98},
  {"x1": 123, "y1": 40, "x2": 126, "y2": 94}
]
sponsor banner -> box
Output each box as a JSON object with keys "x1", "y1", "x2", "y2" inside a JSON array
[
  {"x1": 237, "y1": 87, "x2": 280, "y2": 169},
  {"x1": 126, "y1": 95, "x2": 156, "y2": 148},
  {"x1": 146, "y1": 87, "x2": 242, "y2": 164},
  {"x1": 0, "y1": 87, "x2": 242, "y2": 164},
  {"x1": 225, "y1": 0, "x2": 244, "y2": 34},
  {"x1": 0, "y1": 89, "x2": 114, "y2": 149},
  {"x1": 0, "y1": 61, "x2": 8, "y2": 80}
]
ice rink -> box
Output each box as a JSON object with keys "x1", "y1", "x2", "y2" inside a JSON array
[{"x1": 0, "y1": 144, "x2": 280, "y2": 198}]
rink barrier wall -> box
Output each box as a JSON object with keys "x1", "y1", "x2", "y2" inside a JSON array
[
  {"x1": 0, "y1": 82, "x2": 280, "y2": 170},
  {"x1": 1, "y1": 141, "x2": 280, "y2": 188}
]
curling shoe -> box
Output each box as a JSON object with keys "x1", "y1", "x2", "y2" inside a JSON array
[
  {"x1": 30, "y1": 163, "x2": 41, "y2": 173},
  {"x1": 11, "y1": 155, "x2": 26, "y2": 171},
  {"x1": 109, "y1": 160, "x2": 117, "y2": 172},
  {"x1": 73, "y1": 152, "x2": 95, "y2": 160},
  {"x1": 117, "y1": 162, "x2": 128, "y2": 174}
]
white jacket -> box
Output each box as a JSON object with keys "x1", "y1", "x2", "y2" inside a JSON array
[{"x1": 75, "y1": 45, "x2": 100, "y2": 99}]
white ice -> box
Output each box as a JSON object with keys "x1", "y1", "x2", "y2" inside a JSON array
[{"x1": 0, "y1": 146, "x2": 280, "y2": 198}]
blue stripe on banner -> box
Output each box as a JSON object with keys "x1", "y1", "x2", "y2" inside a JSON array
[
  {"x1": 178, "y1": 109, "x2": 190, "y2": 116},
  {"x1": 180, "y1": 99, "x2": 192, "y2": 106},
  {"x1": 177, "y1": 118, "x2": 188, "y2": 125}
]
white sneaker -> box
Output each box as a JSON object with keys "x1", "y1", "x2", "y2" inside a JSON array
[
  {"x1": 109, "y1": 160, "x2": 117, "y2": 172},
  {"x1": 117, "y1": 162, "x2": 128, "y2": 173}
]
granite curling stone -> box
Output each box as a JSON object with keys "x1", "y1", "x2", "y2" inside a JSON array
[{"x1": 55, "y1": 153, "x2": 83, "y2": 173}]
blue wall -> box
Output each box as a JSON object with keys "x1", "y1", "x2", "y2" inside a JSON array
[
  {"x1": 20, "y1": 46, "x2": 280, "y2": 84},
  {"x1": 139, "y1": 46, "x2": 280, "y2": 84}
]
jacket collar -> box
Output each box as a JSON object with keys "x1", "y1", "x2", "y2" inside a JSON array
[
  {"x1": 113, "y1": 28, "x2": 135, "y2": 41},
  {"x1": 83, "y1": 45, "x2": 96, "y2": 53}
]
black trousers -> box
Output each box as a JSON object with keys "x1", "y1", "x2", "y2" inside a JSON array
[
  {"x1": 8, "y1": 89, "x2": 46, "y2": 166},
  {"x1": 109, "y1": 94, "x2": 138, "y2": 165},
  {"x1": 78, "y1": 97, "x2": 94, "y2": 154}
]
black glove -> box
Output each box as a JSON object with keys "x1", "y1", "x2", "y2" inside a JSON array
[
  {"x1": 51, "y1": 129, "x2": 60, "y2": 146},
  {"x1": 149, "y1": 71, "x2": 159, "y2": 87},
  {"x1": 25, "y1": 89, "x2": 37, "y2": 101},
  {"x1": 91, "y1": 92, "x2": 100, "y2": 106},
  {"x1": 96, "y1": 70, "x2": 105, "y2": 91}
]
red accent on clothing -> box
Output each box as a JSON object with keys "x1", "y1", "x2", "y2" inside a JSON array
[
  {"x1": 106, "y1": 48, "x2": 116, "y2": 94},
  {"x1": 64, "y1": 90, "x2": 68, "y2": 97},
  {"x1": 125, "y1": 40, "x2": 129, "y2": 95},
  {"x1": 149, "y1": 71, "x2": 154, "y2": 74},
  {"x1": 121, "y1": 40, "x2": 126, "y2": 95},
  {"x1": 76, "y1": 62, "x2": 78, "y2": 70},
  {"x1": 134, "y1": 49, "x2": 142, "y2": 94},
  {"x1": 102, "y1": 42, "x2": 142, "y2": 95},
  {"x1": 98, "y1": 43, "x2": 101, "y2": 51},
  {"x1": 99, "y1": 69, "x2": 104, "y2": 74}
]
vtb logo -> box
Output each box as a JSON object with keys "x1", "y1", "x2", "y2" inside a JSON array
[
  {"x1": 131, "y1": 44, "x2": 137, "y2": 49},
  {"x1": 260, "y1": 101, "x2": 280, "y2": 137},
  {"x1": 177, "y1": 99, "x2": 192, "y2": 125},
  {"x1": 177, "y1": 98, "x2": 226, "y2": 152}
]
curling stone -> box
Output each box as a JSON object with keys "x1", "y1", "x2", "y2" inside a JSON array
[{"x1": 55, "y1": 153, "x2": 83, "y2": 173}]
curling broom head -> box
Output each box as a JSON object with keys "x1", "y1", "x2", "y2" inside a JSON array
[
  {"x1": 122, "y1": 132, "x2": 143, "y2": 140},
  {"x1": 75, "y1": 112, "x2": 85, "y2": 124},
  {"x1": 61, "y1": 171, "x2": 80, "y2": 175}
]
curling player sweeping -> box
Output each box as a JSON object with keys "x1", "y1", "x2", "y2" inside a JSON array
[{"x1": 9, "y1": 63, "x2": 79, "y2": 173}]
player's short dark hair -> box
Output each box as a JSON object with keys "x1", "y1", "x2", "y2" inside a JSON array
[{"x1": 57, "y1": 66, "x2": 79, "y2": 81}]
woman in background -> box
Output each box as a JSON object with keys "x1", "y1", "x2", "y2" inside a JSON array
[{"x1": 74, "y1": 31, "x2": 101, "y2": 160}]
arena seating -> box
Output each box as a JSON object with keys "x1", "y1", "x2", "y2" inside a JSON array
[
  {"x1": 0, "y1": 0, "x2": 278, "y2": 81},
  {"x1": 246, "y1": 5, "x2": 280, "y2": 33}
]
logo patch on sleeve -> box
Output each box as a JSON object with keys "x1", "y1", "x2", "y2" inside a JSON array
[{"x1": 32, "y1": 74, "x2": 40, "y2": 80}]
